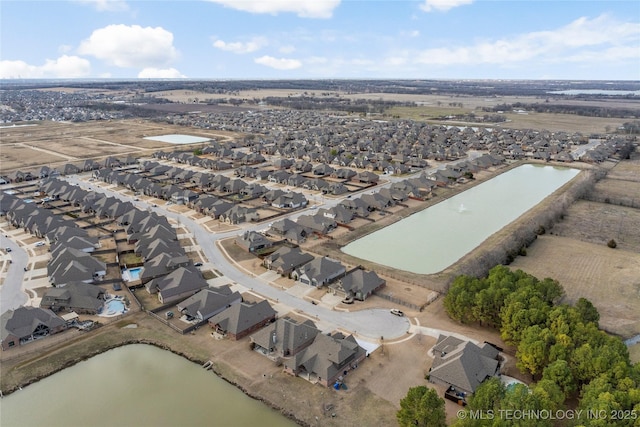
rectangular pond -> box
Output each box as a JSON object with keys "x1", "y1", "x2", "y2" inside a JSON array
[{"x1": 342, "y1": 164, "x2": 580, "y2": 275}]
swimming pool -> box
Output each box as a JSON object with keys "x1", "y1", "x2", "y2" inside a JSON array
[
  {"x1": 100, "y1": 299, "x2": 126, "y2": 317},
  {"x1": 122, "y1": 267, "x2": 143, "y2": 282}
]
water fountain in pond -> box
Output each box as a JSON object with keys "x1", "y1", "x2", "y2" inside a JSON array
[{"x1": 458, "y1": 203, "x2": 467, "y2": 213}]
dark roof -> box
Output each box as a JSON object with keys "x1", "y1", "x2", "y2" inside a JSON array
[{"x1": 208, "y1": 300, "x2": 277, "y2": 334}]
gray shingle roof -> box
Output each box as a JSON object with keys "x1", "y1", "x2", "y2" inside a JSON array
[{"x1": 430, "y1": 335, "x2": 500, "y2": 393}]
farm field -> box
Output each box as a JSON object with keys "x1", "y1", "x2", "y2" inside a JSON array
[
  {"x1": 0, "y1": 120, "x2": 242, "y2": 174},
  {"x1": 606, "y1": 157, "x2": 640, "y2": 182},
  {"x1": 552, "y1": 200, "x2": 640, "y2": 250},
  {"x1": 510, "y1": 235, "x2": 640, "y2": 338},
  {"x1": 146, "y1": 88, "x2": 632, "y2": 134}
]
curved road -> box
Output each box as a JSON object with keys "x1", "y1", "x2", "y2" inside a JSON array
[
  {"x1": 65, "y1": 176, "x2": 410, "y2": 341},
  {"x1": 0, "y1": 234, "x2": 29, "y2": 311}
]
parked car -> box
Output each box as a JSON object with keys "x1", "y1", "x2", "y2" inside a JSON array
[
  {"x1": 194, "y1": 262, "x2": 203, "y2": 267},
  {"x1": 390, "y1": 308, "x2": 404, "y2": 317},
  {"x1": 35, "y1": 241, "x2": 46, "y2": 247},
  {"x1": 5, "y1": 247, "x2": 11, "y2": 252}
]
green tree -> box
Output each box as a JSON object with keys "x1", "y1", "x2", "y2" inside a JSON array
[
  {"x1": 542, "y1": 359, "x2": 576, "y2": 399},
  {"x1": 444, "y1": 275, "x2": 484, "y2": 323},
  {"x1": 499, "y1": 383, "x2": 552, "y2": 427},
  {"x1": 468, "y1": 377, "x2": 505, "y2": 411},
  {"x1": 532, "y1": 379, "x2": 565, "y2": 411},
  {"x1": 575, "y1": 297, "x2": 600, "y2": 325},
  {"x1": 516, "y1": 325, "x2": 554, "y2": 378},
  {"x1": 397, "y1": 386, "x2": 447, "y2": 427}
]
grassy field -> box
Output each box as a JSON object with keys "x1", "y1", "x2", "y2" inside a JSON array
[
  {"x1": 552, "y1": 200, "x2": 640, "y2": 250},
  {"x1": 385, "y1": 105, "x2": 626, "y2": 134},
  {"x1": 510, "y1": 235, "x2": 640, "y2": 338}
]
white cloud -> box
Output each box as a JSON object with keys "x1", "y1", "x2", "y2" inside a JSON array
[
  {"x1": 78, "y1": 24, "x2": 178, "y2": 68},
  {"x1": 206, "y1": 0, "x2": 340, "y2": 18},
  {"x1": 212, "y1": 36, "x2": 267, "y2": 54},
  {"x1": 254, "y1": 55, "x2": 302, "y2": 70},
  {"x1": 279, "y1": 45, "x2": 296, "y2": 54},
  {"x1": 138, "y1": 67, "x2": 186, "y2": 78},
  {"x1": 75, "y1": 0, "x2": 129, "y2": 12},
  {"x1": 420, "y1": 0, "x2": 474, "y2": 12},
  {"x1": 0, "y1": 56, "x2": 91, "y2": 79},
  {"x1": 413, "y1": 14, "x2": 640, "y2": 66},
  {"x1": 59, "y1": 44, "x2": 73, "y2": 54}
]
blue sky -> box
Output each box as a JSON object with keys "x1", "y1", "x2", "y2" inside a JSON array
[{"x1": 1, "y1": 0, "x2": 639, "y2": 80}]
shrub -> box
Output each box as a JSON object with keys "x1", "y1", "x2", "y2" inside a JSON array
[
  {"x1": 607, "y1": 239, "x2": 617, "y2": 249},
  {"x1": 536, "y1": 225, "x2": 546, "y2": 235}
]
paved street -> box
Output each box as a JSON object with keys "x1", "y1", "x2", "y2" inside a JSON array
[
  {"x1": 63, "y1": 175, "x2": 411, "y2": 340},
  {"x1": 0, "y1": 233, "x2": 29, "y2": 311}
]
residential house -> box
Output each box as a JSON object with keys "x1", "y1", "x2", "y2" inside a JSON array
[
  {"x1": 208, "y1": 300, "x2": 277, "y2": 340},
  {"x1": 292, "y1": 256, "x2": 345, "y2": 288},
  {"x1": 221, "y1": 205, "x2": 259, "y2": 224},
  {"x1": 1, "y1": 307, "x2": 66, "y2": 350},
  {"x1": 339, "y1": 198, "x2": 371, "y2": 217},
  {"x1": 235, "y1": 231, "x2": 274, "y2": 253},
  {"x1": 318, "y1": 205, "x2": 354, "y2": 224},
  {"x1": 428, "y1": 335, "x2": 501, "y2": 395},
  {"x1": 269, "y1": 218, "x2": 309, "y2": 244},
  {"x1": 296, "y1": 214, "x2": 337, "y2": 235},
  {"x1": 334, "y1": 269, "x2": 386, "y2": 301},
  {"x1": 354, "y1": 171, "x2": 379, "y2": 183},
  {"x1": 283, "y1": 332, "x2": 367, "y2": 387},
  {"x1": 140, "y1": 252, "x2": 191, "y2": 284},
  {"x1": 361, "y1": 192, "x2": 393, "y2": 211},
  {"x1": 250, "y1": 317, "x2": 319, "y2": 359},
  {"x1": 40, "y1": 282, "x2": 105, "y2": 314},
  {"x1": 145, "y1": 266, "x2": 208, "y2": 304},
  {"x1": 176, "y1": 287, "x2": 242, "y2": 324},
  {"x1": 263, "y1": 246, "x2": 314, "y2": 277},
  {"x1": 48, "y1": 246, "x2": 107, "y2": 286},
  {"x1": 271, "y1": 192, "x2": 308, "y2": 209}
]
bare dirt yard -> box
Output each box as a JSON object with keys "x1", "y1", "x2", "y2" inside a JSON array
[{"x1": 510, "y1": 235, "x2": 640, "y2": 338}]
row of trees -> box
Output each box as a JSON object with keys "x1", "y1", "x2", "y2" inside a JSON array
[
  {"x1": 444, "y1": 266, "x2": 640, "y2": 426},
  {"x1": 484, "y1": 103, "x2": 640, "y2": 119}
]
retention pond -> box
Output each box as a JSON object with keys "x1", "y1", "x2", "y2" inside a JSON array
[
  {"x1": 342, "y1": 164, "x2": 580, "y2": 274},
  {"x1": 0, "y1": 344, "x2": 295, "y2": 427}
]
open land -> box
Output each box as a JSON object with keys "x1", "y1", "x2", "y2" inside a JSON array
[
  {"x1": 152, "y1": 88, "x2": 630, "y2": 134},
  {"x1": 0, "y1": 120, "x2": 242, "y2": 173}
]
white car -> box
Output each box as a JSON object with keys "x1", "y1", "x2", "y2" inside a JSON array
[
  {"x1": 35, "y1": 241, "x2": 46, "y2": 247},
  {"x1": 390, "y1": 308, "x2": 404, "y2": 317}
]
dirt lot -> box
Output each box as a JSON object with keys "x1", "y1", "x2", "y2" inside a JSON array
[{"x1": 0, "y1": 120, "x2": 243, "y2": 174}]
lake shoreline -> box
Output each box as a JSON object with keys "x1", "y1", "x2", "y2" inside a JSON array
[{"x1": 0, "y1": 315, "x2": 308, "y2": 426}]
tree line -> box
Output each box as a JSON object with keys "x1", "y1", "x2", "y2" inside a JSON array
[
  {"x1": 484, "y1": 103, "x2": 640, "y2": 119},
  {"x1": 443, "y1": 266, "x2": 640, "y2": 426}
]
